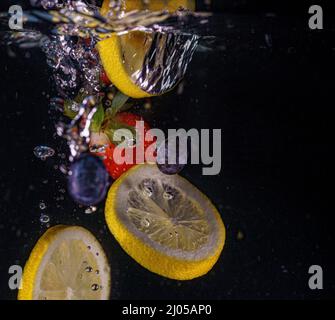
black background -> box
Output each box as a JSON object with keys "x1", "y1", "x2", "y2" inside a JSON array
[{"x1": 0, "y1": 1, "x2": 334, "y2": 300}]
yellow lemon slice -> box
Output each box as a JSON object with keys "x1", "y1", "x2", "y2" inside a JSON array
[
  {"x1": 97, "y1": 0, "x2": 196, "y2": 98},
  {"x1": 18, "y1": 225, "x2": 111, "y2": 300},
  {"x1": 105, "y1": 164, "x2": 226, "y2": 280},
  {"x1": 101, "y1": 0, "x2": 195, "y2": 16}
]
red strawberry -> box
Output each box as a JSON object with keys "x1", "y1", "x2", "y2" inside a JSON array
[
  {"x1": 100, "y1": 69, "x2": 111, "y2": 86},
  {"x1": 92, "y1": 113, "x2": 156, "y2": 179}
]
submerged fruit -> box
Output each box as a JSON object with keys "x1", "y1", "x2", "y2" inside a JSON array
[
  {"x1": 18, "y1": 225, "x2": 111, "y2": 300},
  {"x1": 68, "y1": 154, "x2": 109, "y2": 206},
  {"x1": 105, "y1": 164, "x2": 226, "y2": 280},
  {"x1": 92, "y1": 112, "x2": 155, "y2": 179},
  {"x1": 97, "y1": 0, "x2": 198, "y2": 98}
]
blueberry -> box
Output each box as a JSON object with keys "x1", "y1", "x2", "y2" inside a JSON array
[
  {"x1": 68, "y1": 154, "x2": 109, "y2": 206},
  {"x1": 156, "y1": 137, "x2": 187, "y2": 175},
  {"x1": 157, "y1": 162, "x2": 185, "y2": 175}
]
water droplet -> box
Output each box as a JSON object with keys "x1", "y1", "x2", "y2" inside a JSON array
[
  {"x1": 40, "y1": 214, "x2": 50, "y2": 224},
  {"x1": 33, "y1": 146, "x2": 55, "y2": 160},
  {"x1": 91, "y1": 283, "x2": 99, "y2": 291},
  {"x1": 95, "y1": 270, "x2": 99, "y2": 275}
]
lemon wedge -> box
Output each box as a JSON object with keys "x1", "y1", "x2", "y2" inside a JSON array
[
  {"x1": 105, "y1": 164, "x2": 226, "y2": 280},
  {"x1": 18, "y1": 225, "x2": 111, "y2": 300},
  {"x1": 97, "y1": 0, "x2": 197, "y2": 98}
]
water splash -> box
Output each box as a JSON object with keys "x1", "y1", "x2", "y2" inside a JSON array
[{"x1": 1, "y1": 0, "x2": 207, "y2": 175}]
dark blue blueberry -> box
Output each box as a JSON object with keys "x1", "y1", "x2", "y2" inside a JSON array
[
  {"x1": 156, "y1": 137, "x2": 186, "y2": 175},
  {"x1": 68, "y1": 154, "x2": 109, "y2": 206}
]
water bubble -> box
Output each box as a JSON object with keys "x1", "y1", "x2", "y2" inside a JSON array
[
  {"x1": 85, "y1": 206, "x2": 97, "y2": 214},
  {"x1": 40, "y1": 214, "x2": 50, "y2": 224},
  {"x1": 59, "y1": 164, "x2": 69, "y2": 175},
  {"x1": 85, "y1": 266, "x2": 93, "y2": 273},
  {"x1": 39, "y1": 201, "x2": 47, "y2": 210},
  {"x1": 143, "y1": 186, "x2": 153, "y2": 197},
  {"x1": 163, "y1": 192, "x2": 174, "y2": 200},
  {"x1": 91, "y1": 283, "x2": 99, "y2": 291},
  {"x1": 33, "y1": 146, "x2": 55, "y2": 160}
]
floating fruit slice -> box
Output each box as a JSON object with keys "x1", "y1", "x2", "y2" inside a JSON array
[
  {"x1": 97, "y1": 0, "x2": 197, "y2": 98},
  {"x1": 18, "y1": 225, "x2": 111, "y2": 300},
  {"x1": 105, "y1": 164, "x2": 225, "y2": 280}
]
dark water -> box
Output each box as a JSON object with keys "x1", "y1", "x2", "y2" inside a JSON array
[{"x1": 0, "y1": 2, "x2": 334, "y2": 299}]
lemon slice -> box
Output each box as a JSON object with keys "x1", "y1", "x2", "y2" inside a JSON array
[
  {"x1": 18, "y1": 225, "x2": 111, "y2": 300},
  {"x1": 105, "y1": 164, "x2": 225, "y2": 280},
  {"x1": 101, "y1": 0, "x2": 195, "y2": 16},
  {"x1": 97, "y1": 0, "x2": 197, "y2": 98}
]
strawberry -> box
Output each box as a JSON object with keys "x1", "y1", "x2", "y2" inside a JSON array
[
  {"x1": 91, "y1": 112, "x2": 156, "y2": 180},
  {"x1": 100, "y1": 69, "x2": 111, "y2": 86}
]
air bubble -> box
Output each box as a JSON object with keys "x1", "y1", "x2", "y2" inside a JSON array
[
  {"x1": 143, "y1": 186, "x2": 153, "y2": 197},
  {"x1": 39, "y1": 201, "x2": 47, "y2": 210},
  {"x1": 141, "y1": 218, "x2": 150, "y2": 228},
  {"x1": 91, "y1": 283, "x2": 99, "y2": 291},
  {"x1": 163, "y1": 192, "x2": 174, "y2": 200},
  {"x1": 85, "y1": 266, "x2": 93, "y2": 273},
  {"x1": 40, "y1": 214, "x2": 50, "y2": 224},
  {"x1": 34, "y1": 146, "x2": 55, "y2": 160},
  {"x1": 85, "y1": 206, "x2": 97, "y2": 214}
]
